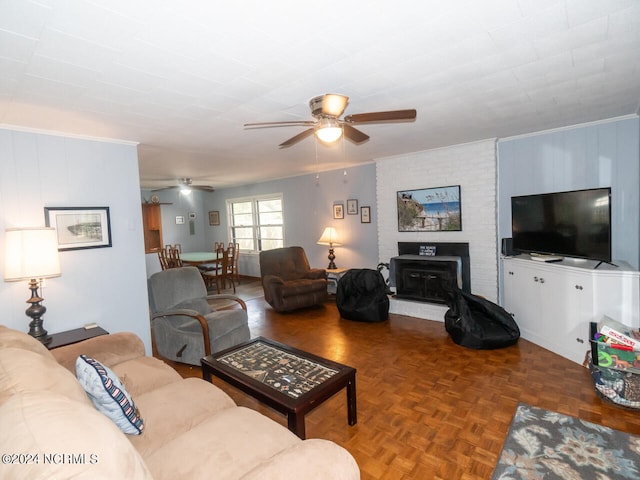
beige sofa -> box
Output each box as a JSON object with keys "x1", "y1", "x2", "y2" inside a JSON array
[{"x1": 0, "y1": 325, "x2": 360, "y2": 479}]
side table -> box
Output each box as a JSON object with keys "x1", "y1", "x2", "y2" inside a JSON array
[
  {"x1": 326, "y1": 267, "x2": 350, "y2": 295},
  {"x1": 46, "y1": 325, "x2": 109, "y2": 350}
]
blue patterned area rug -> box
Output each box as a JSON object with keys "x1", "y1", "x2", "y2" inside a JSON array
[{"x1": 492, "y1": 403, "x2": 640, "y2": 479}]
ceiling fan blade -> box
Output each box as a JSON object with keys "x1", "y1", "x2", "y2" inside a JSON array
[
  {"x1": 193, "y1": 185, "x2": 215, "y2": 192},
  {"x1": 321, "y1": 94, "x2": 349, "y2": 117},
  {"x1": 244, "y1": 120, "x2": 315, "y2": 128},
  {"x1": 279, "y1": 128, "x2": 315, "y2": 148},
  {"x1": 344, "y1": 109, "x2": 417, "y2": 124},
  {"x1": 151, "y1": 185, "x2": 214, "y2": 192},
  {"x1": 342, "y1": 124, "x2": 370, "y2": 144}
]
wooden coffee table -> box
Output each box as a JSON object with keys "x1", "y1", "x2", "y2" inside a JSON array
[{"x1": 201, "y1": 336, "x2": 357, "y2": 439}]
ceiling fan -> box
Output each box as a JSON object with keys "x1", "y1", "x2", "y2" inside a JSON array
[
  {"x1": 152, "y1": 178, "x2": 215, "y2": 193},
  {"x1": 244, "y1": 94, "x2": 417, "y2": 148}
]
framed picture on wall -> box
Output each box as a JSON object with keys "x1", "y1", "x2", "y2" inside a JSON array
[
  {"x1": 333, "y1": 203, "x2": 344, "y2": 219},
  {"x1": 347, "y1": 199, "x2": 358, "y2": 215},
  {"x1": 209, "y1": 211, "x2": 220, "y2": 226},
  {"x1": 176, "y1": 216, "x2": 185, "y2": 225},
  {"x1": 397, "y1": 185, "x2": 461, "y2": 232},
  {"x1": 361, "y1": 206, "x2": 371, "y2": 223},
  {"x1": 44, "y1": 206, "x2": 112, "y2": 251}
]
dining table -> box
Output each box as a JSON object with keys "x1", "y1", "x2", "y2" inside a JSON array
[{"x1": 180, "y1": 251, "x2": 220, "y2": 266}]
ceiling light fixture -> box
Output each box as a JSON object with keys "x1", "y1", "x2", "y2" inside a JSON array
[
  {"x1": 315, "y1": 118, "x2": 342, "y2": 143},
  {"x1": 179, "y1": 178, "x2": 192, "y2": 195}
]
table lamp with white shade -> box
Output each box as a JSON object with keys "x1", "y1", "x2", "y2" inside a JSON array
[
  {"x1": 4, "y1": 227, "x2": 61, "y2": 344},
  {"x1": 317, "y1": 226, "x2": 342, "y2": 270}
]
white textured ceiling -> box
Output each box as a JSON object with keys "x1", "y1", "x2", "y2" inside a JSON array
[{"x1": 1, "y1": 0, "x2": 639, "y2": 190}]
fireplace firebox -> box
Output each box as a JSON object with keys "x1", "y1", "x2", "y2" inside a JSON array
[{"x1": 389, "y1": 242, "x2": 470, "y2": 304}]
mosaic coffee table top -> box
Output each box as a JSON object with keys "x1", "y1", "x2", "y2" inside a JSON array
[
  {"x1": 216, "y1": 340, "x2": 338, "y2": 398},
  {"x1": 201, "y1": 336, "x2": 357, "y2": 439}
]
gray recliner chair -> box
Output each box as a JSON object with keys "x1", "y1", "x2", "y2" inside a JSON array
[{"x1": 148, "y1": 266, "x2": 250, "y2": 365}]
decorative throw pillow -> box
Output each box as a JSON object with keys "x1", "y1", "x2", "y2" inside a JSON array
[{"x1": 75, "y1": 354, "x2": 144, "y2": 435}]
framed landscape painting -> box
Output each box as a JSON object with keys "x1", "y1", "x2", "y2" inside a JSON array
[{"x1": 397, "y1": 185, "x2": 461, "y2": 232}]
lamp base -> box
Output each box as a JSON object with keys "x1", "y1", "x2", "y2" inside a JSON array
[
  {"x1": 28, "y1": 321, "x2": 52, "y2": 344},
  {"x1": 327, "y1": 247, "x2": 337, "y2": 270},
  {"x1": 25, "y1": 278, "x2": 52, "y2": 345}
]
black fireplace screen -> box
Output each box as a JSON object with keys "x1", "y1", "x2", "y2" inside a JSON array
[{"x1": 389, "y1": 242, "x2": 471, "y2": 303}]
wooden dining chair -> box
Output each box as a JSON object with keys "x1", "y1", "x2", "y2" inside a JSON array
[
  {"x1": 224, "y1": 244, "x2": 236, "y2": 293},
  {"x1": 169, "y1": 246, "x2": 183, "y2": 268},
  {"x1": 158, "y1": 248, "x2": 171, "y2": 270},
  {"x1": 232, "y1": 242, "x2": 240, "y2": 284},
  {"x1": 225, "y1": 243, "x2": 240, "y2": 286},
  {"x1": 202, "y1": 246, "x2": 226, "y2": 293}
]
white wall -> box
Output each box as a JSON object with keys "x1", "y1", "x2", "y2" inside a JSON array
[
  {"x1": 376, "y1": 139, "x2": 498, "y2": 320},
  {"x1": 0, "y1": 128, "x2": 152, "y2": 353}
]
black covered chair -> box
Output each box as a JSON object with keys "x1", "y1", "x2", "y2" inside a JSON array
[
  {"x1": 442, "y1": 287, "x2": 520, "y2": 349},
  {"x1": 337, "y1": 269, "x2": 389, "y2": 322}
]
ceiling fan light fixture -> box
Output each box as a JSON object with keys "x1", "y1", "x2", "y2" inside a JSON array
[
  {"x1": 315, "y1": 118, "x2": 342, "y2": 143},
  {"x1": 179, "y1": 177, "x2": 193, "y2": 194}
]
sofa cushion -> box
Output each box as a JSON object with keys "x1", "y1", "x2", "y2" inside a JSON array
[
  {"x1": 111, "y1": 355, "x2": 183, "y2": 398},
  {"x1": 0, "y1": 392, "x2": 153, "y2": 480},
  {"x1": 76, "y1": 354, "x2": 144, "y2": 435},
  {"x1": 51, "y1": 331, "x2": 146, "y2": 372},
  {"x1": 143, "y1": 406, "x2": 301, "y2": 480},
  {"x1": 241, "y1": 439, "x2": 362, "y2": 480},
  {"x1": 0, "y1": 347, "x2": 89, "y2": 406},
  {"x1": 128, "y1": 377, "x2": 236, "y2": 457},
  {"x1": 0, "y1": 325, "x2": 55, "y2": 358}
]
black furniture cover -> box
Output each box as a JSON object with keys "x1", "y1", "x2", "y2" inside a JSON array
[
  {"x1": 337, "y1": 269, "x2": 389, "y2": 322},
  {"x1": 442, "y1": 287, "x2": 520, "y2": 349}
]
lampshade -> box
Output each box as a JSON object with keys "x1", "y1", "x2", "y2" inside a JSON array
[
  {"x1": 4, "y1": 227, "x2": 61, "y2": 281},
  {"x1": 317, "y1": 227, "x2": 342, "y2": 246},
  {"x1": 315, "y1": 118, "x2": 343, "y2": 143}
]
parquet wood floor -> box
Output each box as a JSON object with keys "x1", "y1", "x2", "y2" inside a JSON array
[{"x1": 167, "y1": 282, "x2": 640, "y2": 479}]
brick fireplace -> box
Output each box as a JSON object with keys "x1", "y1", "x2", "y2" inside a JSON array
[{"x1": 375, "y1": 139, "x2": 499, "y2": 323}]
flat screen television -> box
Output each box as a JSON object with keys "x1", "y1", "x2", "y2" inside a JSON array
[{"x1": 511, "y1": 187, "x2": 611, "y2": 262}]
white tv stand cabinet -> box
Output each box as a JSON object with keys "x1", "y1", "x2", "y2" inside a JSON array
[{"x1": 502, "y1": 255, "x2": 639, "y2": 365}]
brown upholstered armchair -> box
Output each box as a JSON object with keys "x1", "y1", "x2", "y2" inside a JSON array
[{"x1": 259, "y1": 246, "x2": 328, "y2": 312}]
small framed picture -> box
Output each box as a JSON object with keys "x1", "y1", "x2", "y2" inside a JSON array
[
  {"x1": 347, "y1": 199, "x2": 358, "y2": 215},
  {"x1": 333, "y1": 203, "x2": 344, "y2": 219},
  {"x1": 361, "y1": 206, "x2": 371, "y2": 223},
  {"x1": 208, "y1": 211, "x2": 220, "y2": 226},
  {"x1": 175, "y1": 215, "x2": 185, "y2": 225}
]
